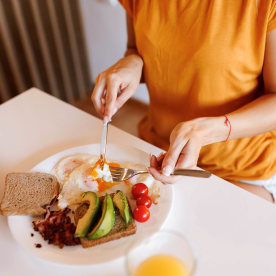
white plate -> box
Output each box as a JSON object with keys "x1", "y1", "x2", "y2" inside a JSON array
[{"x1": 8, "y1": 144, "x2": 173, "y2": 266}]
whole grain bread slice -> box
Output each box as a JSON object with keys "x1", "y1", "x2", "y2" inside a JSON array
[
  {"x1": 74, "y1": 196, "x2": 137, "y2": 248},
  {"x1": 0, "y1": 172, "x2": 59, "y2": 216}
]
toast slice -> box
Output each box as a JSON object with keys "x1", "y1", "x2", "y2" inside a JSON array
[
  {"x1": 74, "y1": 197, "x2": 137, "y2": 248},
  {"x1": 0, "y1": 172, "x2": 59, "y2": 216}
]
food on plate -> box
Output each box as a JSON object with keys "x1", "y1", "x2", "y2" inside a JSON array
[
  {"x1": 132, "y1": 183, "x2": 149, "y2": 199},
  {"x1": 3, "y1": 153, "x2": 162, "y2": 250},
  {"x1": 132, "y1": 188, "x2": 152, "y2": 222},
  {"x1": 129, "y1": 171, "x2": 161, "y2": 204},
  {"x1": 74, "y1": 191, "x2": 137, "y2": 248},
  {"x1": 0, "y1": 172, "x2": 59, "y2": 216},
  {"x1": 113, "y1": 190, "x2": 131, "y2": 225},
  {"x1": 136, "y1": 194, "x2": 152, "y2": 208},
  {"x1": 133, "y1": 205, "x2": 150, "y2": 223},
  {"x1": 52, "y1": 154, "x2": 161, "y2": 208},
  {"x1": 74, "y1": 192, "x2": 100, "y2": 238},
  {"x1": 87, "y1": 193, "x2": 115, "y2": 240},
  {"x1": 32, "y1": 202, "x2": 80, "y2": 248},
  {"x1": 52, "y1": 153, "x2": 94, "y2": 188},
  {"x1": 53, "y1": 154, "x2": 119, "y2": 208}
]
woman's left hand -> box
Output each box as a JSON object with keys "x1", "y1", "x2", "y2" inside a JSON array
[{"x1": 148, "y1": 117, "x2": 228, "y2": 184}]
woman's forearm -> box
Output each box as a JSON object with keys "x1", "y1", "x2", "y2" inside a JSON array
[
  {"x1": 154, "y1": 93, "x2": 276, "y2": 179},
  {"x1": 226, "y1": 93, "x2": 276, "y2": 139},
  {"x1": 124, "y1": 13, "x2": 144, "y2": 81},
  {"x1": 209, "y1": 30, "x2": 276, "y2": 143},
  {"x1": 205, "y1": 93, "x2": 276, "y2": 145},
  {"x1": 125, "y1": 47, "x2": 140, "y2": 57}
]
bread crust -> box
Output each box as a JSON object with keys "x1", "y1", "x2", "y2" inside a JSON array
[
  {"x1": 1, "y1": 208, "x2": 46, "y2": 216},
  {"x1": 80, "y1": 220, "x2": 137, "y2": 248}
]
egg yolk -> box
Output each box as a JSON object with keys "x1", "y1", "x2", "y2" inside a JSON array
[
  {"x1": 87, "y1": 159, "x2": 121, "y2": 192},
  {"x1": 87, "y1": 159, "x2": 101, "y2": 178},
  {"x1": 107, "y1": 162, "x2": 120, "y2": 167},
  {"x1": 96, "y1": 179, "x2": 119, "y2": 192}
]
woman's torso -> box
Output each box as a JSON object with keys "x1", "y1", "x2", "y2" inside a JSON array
[{"x1": 120, "y1": 0, "x2": 276, "y2": 180}]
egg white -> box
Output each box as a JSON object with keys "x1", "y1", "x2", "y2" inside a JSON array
[
  {"x1": 57, "y1": 163, "x2": 98, "y2": 208},
  {"x1": 52, "y1": 154, "x2": 98, "y2": 188}
]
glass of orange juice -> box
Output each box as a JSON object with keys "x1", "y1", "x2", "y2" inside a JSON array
[{"x1": 126, "y1": 230, "x2": 196, "y2": 276}]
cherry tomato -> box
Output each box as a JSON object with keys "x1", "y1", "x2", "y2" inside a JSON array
[
  {"x1": 133, "y1": 205, "x2": 150, "y2": 222},
  {"x1": 136, "y1": 195, "x2": 152, "y2": 208},
  {"x1": 132, "y1": 183, "x2": 148, "y2": 199}
]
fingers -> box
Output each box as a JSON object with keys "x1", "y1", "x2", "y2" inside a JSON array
[
  {"x1": 176, "y1": 139, "x2": 201, "y2": 169},
  {"x1": 148, "y1": 167, "x2": 180, "y2": 184},
  {"x1": 91, "y1": 73, "x2": 106, "y2": 116},
  {"x1": 161, "y1": 138, "x2": 188, "y2": 176},
  {"x1": 92, "y1": 72, "x2": 121, "y2": 122},
  {"x1": 157, "y1": 152, "x2": 165, "y2": 164},
  {"x1": 105, "y1": 75, "x2": 121, "y2": 121},
  {"x1": 91, "y1": 54, "x2": 142, "y2": 121},
  {"x1": 149, "y1": 153, "x2": 180, "y2": 184},
  {"x1": 149, "y1": 120, "x2": 204, "y2": 182},
  {"x1": 150, "y1": 152, "x2": 165, "y2": 169},
  {"x1": 150, "y1": 155, "x2": 159, "y2": 168},
  {"x1": 115, "y1": 84, "x2": 136, "y2": 111}
]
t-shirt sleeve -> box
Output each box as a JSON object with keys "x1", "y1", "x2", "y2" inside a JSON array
[
  {"x1": 118, "y1": 0, "x2": 133, "y2": 17},
  {"x1": 268, "y1": 0, "x2": 276, "y2": 32}
]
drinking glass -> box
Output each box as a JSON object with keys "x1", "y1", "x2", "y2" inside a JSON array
[{"x1": 126, "y1": 230, "x2": 196, "y2": 276}]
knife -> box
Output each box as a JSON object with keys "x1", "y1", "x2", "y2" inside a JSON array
[{"x1": 100, "y1": 121, "x2": 108, "y2": 169}]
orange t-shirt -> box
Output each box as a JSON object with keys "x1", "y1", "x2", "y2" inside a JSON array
[{"x1": 119, "y1": 0, "x2": 276, "y2": 181}]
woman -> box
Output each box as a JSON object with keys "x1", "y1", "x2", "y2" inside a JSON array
[{"x1": 91, "y1": 1, "x2": 276, "y2": 202}]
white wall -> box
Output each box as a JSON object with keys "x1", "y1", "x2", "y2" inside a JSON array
[{"x1": 79, "y1": 0, "x2": 149, "y2": 104}]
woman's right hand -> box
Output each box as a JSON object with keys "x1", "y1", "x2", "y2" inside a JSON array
[{"x1": 91, "y1": 54, "x2": 143, "y2": 123}]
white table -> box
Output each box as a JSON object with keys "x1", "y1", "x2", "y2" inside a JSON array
[{"x1": 1, "y1": 88, "x2": 276, "y2": 276}]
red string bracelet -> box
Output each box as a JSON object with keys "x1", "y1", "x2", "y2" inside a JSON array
[{"x1": 224, "y1": 115, "x2": 231, "y2": 141}]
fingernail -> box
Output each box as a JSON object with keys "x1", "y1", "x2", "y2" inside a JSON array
[
  {"x1": 162, "y1": 166, "x2": 172, "y2": 176},
  {"x1": 103, "y1": 116, "x2": 108, "y2": 125}
]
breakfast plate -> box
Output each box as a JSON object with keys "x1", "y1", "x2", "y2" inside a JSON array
[{"x1": 8, "y1": 144, "x2": 173, "y2": 265}]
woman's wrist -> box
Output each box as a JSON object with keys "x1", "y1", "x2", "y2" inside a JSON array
[
  {"x1": 124, "y1": 49, "x2": 144, "y2": 81},
  {"x1": 129, "y1": 54, "x2": 144, "y2": 68},
  {"x1": 123, "y1": 52, "x2": 143, "y2": 70},
  {"x1": 193, "y1": 116, "x2": 231, "y2": 146},
  {"x1": 125, "y1": 48, "x2": 143, "y2": 62}
]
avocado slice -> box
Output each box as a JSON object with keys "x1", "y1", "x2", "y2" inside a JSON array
[
  {"x1": 88, "y1": 194, "x2": 115, "y2": 240},
  {"x1": 113, "y1": 190, "x2": 131, "y2": 225},
  {"x1": 74, "y1": 192, "x2": 100, "y2": 238}
]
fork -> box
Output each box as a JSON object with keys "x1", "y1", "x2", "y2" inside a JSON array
[{"x1": 109, "y1": 166, "x2": 211, "y2": 182}]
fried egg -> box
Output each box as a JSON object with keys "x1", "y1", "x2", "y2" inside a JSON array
[
  {"x1": 52, "y1": 154, "x2": 96, "y2": 188},
  {"x1": 51, "y1": 154, "x2": 161, "y2": 209}
]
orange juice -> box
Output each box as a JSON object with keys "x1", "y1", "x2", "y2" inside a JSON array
[{"x1": 134, "y1": 254, "x2": 188, "y2": 276}]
